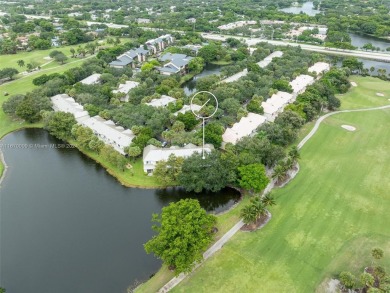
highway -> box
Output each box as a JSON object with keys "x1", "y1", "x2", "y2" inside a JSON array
[{"x1": 200, "y1": 33, "x2": 390, "y2": 63}]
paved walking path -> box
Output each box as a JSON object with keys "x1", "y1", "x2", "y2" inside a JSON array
[
  {"x1": 298, "y1": 104, "x2": 390, "y2": 149},
  {"x1": 156, "y1": 103, "x2": 390, "y2": 292}
]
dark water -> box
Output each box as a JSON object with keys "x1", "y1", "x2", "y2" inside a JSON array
[
  {"x1": 336, "y1": 58, "x2": 390, "y2": 75},
  {"x1": 349, "y1": 33, "x2": 390, "y2": 51},
  {"x1": 359, "y1": 59, "x2": 390, "y2": 74},
  {"x1": 183, "y1": 63, "x2": 223, "y2": 96},
  {"x1": 0, "y1": 129, "x2": 240, "y2": 293},
  {"x1": 279, "y1": 1, "x2": 320, "y2": 16}
]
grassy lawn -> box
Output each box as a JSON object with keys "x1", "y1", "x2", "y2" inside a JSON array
[
  {"x1": 210, "y1": 60, "x2": 233, "y2": 65},
  {"x1": 168, "y1": 91, "x2": 390, "y2": 292},
  {"x1": 0, "y1": 57, "x2": 94, "y2": 102},
  {"x1": 339, "y1": 76, "x2": 390, "y2": 110},
  {"x1": 0, "y1": 37, "x2": 134, "y2": 71},
  {"x1": 72, "y1": 142, "x2": 163, "y2": 188}
]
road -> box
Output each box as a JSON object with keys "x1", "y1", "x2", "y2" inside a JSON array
[{"x1": 201, "y1": 33, "x2": 390, "y2": 63}]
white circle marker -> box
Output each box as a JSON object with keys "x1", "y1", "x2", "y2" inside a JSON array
[
  {"x1": 190, "y1": 91, "x2": 218, "y2": 159},
  {"x1": 190, "y1": 91, "x2": 218, "y2": 119}
]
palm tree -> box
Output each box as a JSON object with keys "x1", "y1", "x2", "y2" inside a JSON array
[
  {"x1": 272, "y1": 164, "x2": 286, "y2": 184},
  {"x1": 288, "y1": 146, "x2": 300, "y2": 163},
  {"x1": 283, "y1": 157, "x2": 294, "y2": 171},
  {"x1": 26, "y1": 63, "x2": 33, "y2": 72},
  {"x1": 17, "y1": 59, "x2": 25, "y2": 68},
  {"x1": 251, "y1": 197, "x2": 267, "y2": 217},
  {"x1": 240, "y1": 205, "x2": 257, "y2": 225},
  {"x1": 262, "y1": 193, "x2": 276, "y2": 207}
]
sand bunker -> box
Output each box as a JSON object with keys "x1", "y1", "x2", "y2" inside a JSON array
[
  {"x1": 341, "y1": 125, "x2": 356, "y2": 131},
  {"x1": 376, "y1": 92, "x2": 385, "y2": 97},
  {"x1": 43, "y1": 56, "x2": 52, "y2": 60},
  {"x1": 350, "y1": 82, "x2": 357, "y2": 87}
]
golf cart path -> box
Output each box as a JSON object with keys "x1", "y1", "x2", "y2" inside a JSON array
[{"x1": 298, "y1": 104, "x2": 390, "y2": 149}]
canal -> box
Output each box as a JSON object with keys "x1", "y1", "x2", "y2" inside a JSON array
[{"x1": 0, "y1": 129, "x2": 240, "y2": 293}]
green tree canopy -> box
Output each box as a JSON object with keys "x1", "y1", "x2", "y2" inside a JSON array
[
  {"x1": 144, "y1": 199, "x2": 216, "y2": 274},
  {"x1": 238, "y1": 163, "x2": 270, "y2": 193},
  {"x1": 179, "y1": 151, "x2": 236, "y2": 193},
  {"x1": 0, "y1": 67, "x2": 19, "y2": 80},
  {"x1": 43, "y1": 111, "x2": 77, "y2": 140}
]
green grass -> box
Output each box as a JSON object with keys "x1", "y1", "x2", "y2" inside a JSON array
[
  {"x1": 0, "y1": 56, "x2": 94, "y2": 105},
  {"x1": 72, "y1": 142, "x2": 163, "y2": 188},
  {"x1": 339, "y1": 76, "x2": 390, "y2": 110},
  {"x1": 168, "y1": 94, "x2": 390, "y2": 292},
  {"x1": 0, "y1": 37, "x2": 134, "y2": 71},
  {"x1": 210, "y1": 60, "x2": 233, "y2": 65}
]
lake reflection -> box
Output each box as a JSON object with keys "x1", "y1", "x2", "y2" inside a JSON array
[{"x1": 0, "y1": 129, "x2": 240, "y2": 293}]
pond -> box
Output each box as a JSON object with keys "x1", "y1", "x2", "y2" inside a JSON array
[
  {"x1": 183, "y1": 63, "x2": 223, "y2": 96},
  {"x1": 0, "y1": 129, "x2": 240, "y2": 293},
  {"x1": 349, "y1": 32, "x2": 390, "y2": 51},
  {"x1": 335, "y1": 57, "x2": 390, "y2": 75},
  {"x1": 279, "y1": 1, "x2": 320, "y2": 17}
]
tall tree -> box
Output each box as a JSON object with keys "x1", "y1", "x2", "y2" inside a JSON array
[
  {"x1": 53, "y1": 52, "x2": 68, "y2": 64},
  {"x1": 238, "y1": 163, "x2": 270, "y2": 193},
  {"x1": 144, "y1": 199, "x2": 216, "y2": 274},
  {"x1": 179, "y1": 151, "x2": 235, "y2": 193},
  {"x1": 0, "y1": 68, "x2": 19, "y2": 80},
  {"x1": 126, "y1": 146, "x2": 141, "y2": 161},
  {"x1": 153, "y1": 154, "x2": 184, "y2": 186},
  {"x1": 43, "y1": 111, "x2": 77, "y2": 140}
]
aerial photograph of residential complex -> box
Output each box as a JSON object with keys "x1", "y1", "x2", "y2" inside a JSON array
[{"x1": 0, "y1": 0, "x2": 389, "y2": 292}]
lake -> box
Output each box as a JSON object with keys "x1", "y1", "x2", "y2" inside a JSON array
[
  {"x1": 0, "y1": 129, "x2": 240, "y2": 293},
  {"x1": 349, "y1": 32, "x2": 390, "y2": 51},
  {"x1": 279, "y1": 1, "x2": 320, "y2": 17}
]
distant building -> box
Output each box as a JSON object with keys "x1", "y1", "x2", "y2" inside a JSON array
[
  {"x1": 222, "y1": 113, "x2": 267, "y2": 144},
  {"x1": 51, "y1": 37, "x2": 60, "y2": 47},
  {"x1": 109, "y1": 47, "x2": 149, "y2": 68},
  {"x1": 183, "y1": 44, "x2": 203, "y2": 55},
  {"x1": 157, "y1": 53, "x2": 193, "y2": 75},
  {"x1": 68, "y1": 12, "x2": 83, "y2": 17},
  {"x1": 81, "y1": 116, "x2": 134, "y2": 155},
  {"x1": 143, "y1": 143, "x2": 213, "y2": 173},
  {"x1": 308, "y1": 62, "x2": 330, "y2": 76},
  {"x1": 174, "y1": 104, "x2": 201, "y2": 116},
  {"x1": 145, "y1": 34, "x2": 174, "y2": 54},
  {"x1": 112, "y1": 81, "x2": 140, "y2": 102},
  {"x1": 50, "y1": 94, "x2": 90, "y2": 122},
  {"x1": 137, "y1": 18, "x2": 151, "y2": 24},
  {"x1": 218, "y1": 20, "x2": 257, "y2": 30},
  {"x1": 79, "y1": 73, "x2": 101, "y2": 85},
  {"x1": 256, "y1": 51, "x2": 283, "y2": 67},
  {"x1": 289, "y1": 74, "x2": 315, "y2": 95},
  {"x1": 261, "y1": 102, "x2": 279, "y2": 122},
  {"x1": 146, "y1": 95, "x2": 176, "y2": 108},
  {"x1": 51, "y1": 94, "x2": 134, "y2": 154}
]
